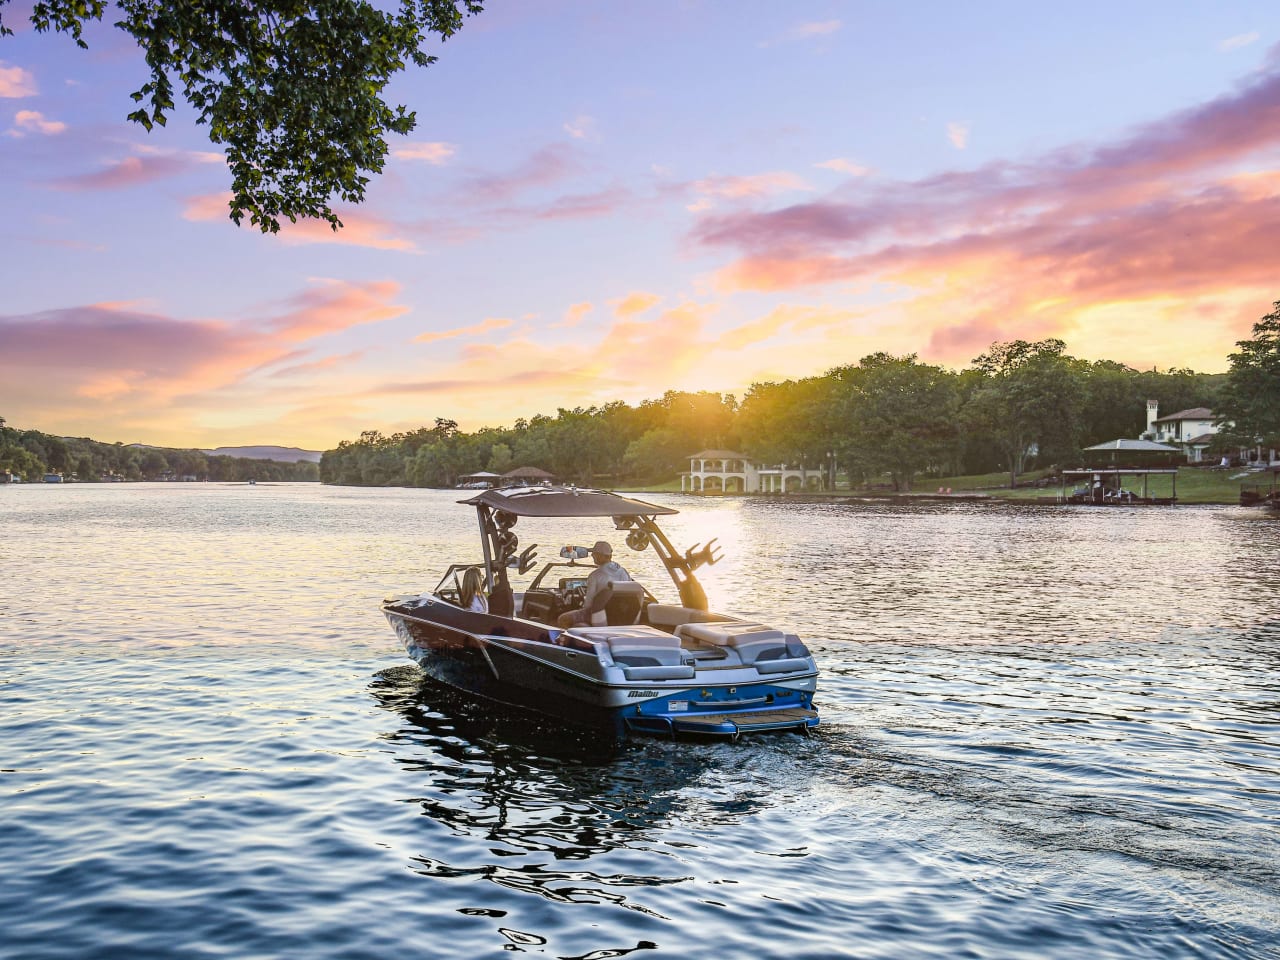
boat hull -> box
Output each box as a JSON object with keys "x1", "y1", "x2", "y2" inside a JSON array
[{"x1": 383, "y1": 603, "x2": 818, "y2": 739}]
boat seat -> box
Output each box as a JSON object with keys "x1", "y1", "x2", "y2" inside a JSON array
[
  {"x1": 585, "y1": 580, "x2": 647, "y2": 626},
  {"x1": 675, "y1": 621, "x2": 795, "y2": 666},
  {"x1": 569, "y1": 625, "x2": 684, "y2": 666},
  {"x1": 644, "y1": 604, "x2": 730, "y2": 630}
]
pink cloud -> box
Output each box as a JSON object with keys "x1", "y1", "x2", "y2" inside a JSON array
[
  {"x1": 50, "y1": 154, "x2": 191, "y2": 191},
  {"x1": 792, "y1": 20, "x2": 842, "y2": 39},
  {"x1": 276, "y1": 215, "x2": 417, "y2": 252},
  {"x1": 0, "y1": 61, "x2": 36, "y2": 97},
  {"x1": 265, "y1": 280, "x2": 408, "y2": 341},
  {"x1": 0, "y1": 281, "x2": 408, "y2": 424},
  {"x1": 691, "y1": 58, "x2": 1280, "y2": 364},
  {"x1": 464, "y1": 143, "x2": 580, "y2": 204},
  {"x1": 9, "y1": 109, "x2": 65, "y2": 135},
  {"x1": 392, "y1": 141, "x2": 456, "y2": 164},
  {"x1": 183, "y1": 192, "x2": 417, "y2": 251},
  {"x1": 692, "y1": 171, "x2": 811, "y2": 200}
]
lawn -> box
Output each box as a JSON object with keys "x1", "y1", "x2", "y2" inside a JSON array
[{"x1": 926, "y1": 465, "x2": 1251, "y2": 504}]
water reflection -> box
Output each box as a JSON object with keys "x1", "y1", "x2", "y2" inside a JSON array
[{"x1": 368, "y1": 666, "x2": 806, "y2": 918}]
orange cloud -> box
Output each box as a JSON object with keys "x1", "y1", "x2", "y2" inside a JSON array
[
  {"x1": 613, "y1": 292, "x2": 661, "y2": 318},
  {"x1": 276, "y1": 215, "x2": 417, "y2": 252},
  {"x1": 0, "y1": 280, "x2": 408, "y2": 442},
  {"x1": 413, "y1": 317, "x2": 514, "y2": 344},
  {"x1": 555, "y1": 301, "x2": 594, "y2": 328},
  {"x1": 694, "y1": 59, "x2": 1280, "y2": 368}
]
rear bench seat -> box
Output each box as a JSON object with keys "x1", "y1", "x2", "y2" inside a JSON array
[
  {"x1": 568, "y1": 625, "x2": 695, "y2": 681},
  {"x1": 674, "y1": 622, "x2": 813, "y2": 674}
]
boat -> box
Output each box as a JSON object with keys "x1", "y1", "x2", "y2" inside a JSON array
[{"x1": 382, "y1": 485, "x2": 819, "y2": 739}]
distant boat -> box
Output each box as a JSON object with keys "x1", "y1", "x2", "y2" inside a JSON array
[{"x1": 43, "y1": 473, "x2": 64, "y2": 484}]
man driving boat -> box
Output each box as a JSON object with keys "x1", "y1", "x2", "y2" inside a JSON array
[{"x1": 557, "y1": 540, "x2": 632, "y2": 628}]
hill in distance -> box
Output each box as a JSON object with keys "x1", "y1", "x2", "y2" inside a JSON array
[{"x1": 203, "y1": 445, "x2": 323, "y2": 463}]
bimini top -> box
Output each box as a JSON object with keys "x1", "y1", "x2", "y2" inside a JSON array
[{"x1": 459, "y1": 484, "x2": 678, "y2": 518}]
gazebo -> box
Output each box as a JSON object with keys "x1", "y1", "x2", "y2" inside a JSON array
[{"x1": 501, "y1": 466, "x2": 556, "y2": 485}]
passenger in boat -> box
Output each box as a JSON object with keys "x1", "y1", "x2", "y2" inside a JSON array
[
  {"x1": 459, "y1": 567, "x2": 488, "y2": 614},
  {"x1": 557, "y1": 540, "x2": 632, "y2": 628}
]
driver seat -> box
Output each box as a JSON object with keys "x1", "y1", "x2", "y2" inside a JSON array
[{"x1": 588, "y1": 580, "x2": 646, "y2": 626}]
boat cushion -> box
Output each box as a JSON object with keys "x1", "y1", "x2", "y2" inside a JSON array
[
  {"x1": 753, "y1": 657, "x2": 813, "y2": 675},
  {"x1": 570, "y1": 625, "x2": 685, "y2": 667},
  {"x1": 675, "y1": 621, "x2": 790, "y2": 665}
]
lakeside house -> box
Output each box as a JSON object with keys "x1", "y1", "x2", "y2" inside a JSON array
[
  {"x1": 1143, "y1": 400, "x2": 1277, "y2": 466},
  {"x1": 1143, "y1": 401, "x2": 1218, "y2": 463},
  {"x1": 682, "y1": 449, "x2": 826, "y2": 494}
]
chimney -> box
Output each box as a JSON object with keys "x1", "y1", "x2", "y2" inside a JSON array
[{"x1": 1145, "y1": 399, "x2": 1159, "y2": 438}]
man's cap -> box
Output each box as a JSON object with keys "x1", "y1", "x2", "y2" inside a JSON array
[{"x1": 591, "y1": 540, "x2": 613, "y2": 557}]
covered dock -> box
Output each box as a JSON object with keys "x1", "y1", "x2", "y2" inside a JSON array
[{"x1": 1060, "y1": 468, "x2": 1178, "y2": 505}]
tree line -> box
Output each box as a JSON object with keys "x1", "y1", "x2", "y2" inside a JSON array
[
  {"x1": 321, "y1": 335, "x2": 1245, "y2": 492},
  {"x1": 0, "y1": 420, "x2": 320, "y2": 483}
]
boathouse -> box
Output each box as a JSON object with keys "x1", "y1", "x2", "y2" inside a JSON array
[{"x1": 1061, "y1": 439, "x2": 1180, "y2": 504}]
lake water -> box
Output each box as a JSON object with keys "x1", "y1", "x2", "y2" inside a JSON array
[{"x1": 2, "y1": 483, "x2": 1278, "y2": 959}]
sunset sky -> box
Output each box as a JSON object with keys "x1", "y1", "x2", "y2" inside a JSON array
[{"x1": 2, "y1": 2, "x2": 1279, "y2": 450}]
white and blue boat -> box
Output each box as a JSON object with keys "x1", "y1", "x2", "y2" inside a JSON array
[{"x1": 382, "y1": 485, "x2": 819, "y2": 739}]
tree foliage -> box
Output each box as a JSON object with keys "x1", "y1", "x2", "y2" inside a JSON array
[
  {"x1": 0, "y1": 419, "x2": 320, "y2": 482},
  {"x1": 833, "y1": 354, "x2": 960, "y2": 492},
  {"x1": 1217, "y1": 300, "x2": 1280, "y2": 448},
  {"x1": 1, "y1": 0, "x2": 482, "y2": 232},
  {"x1": 314, "y1": 335, "x2": 1231, "y2": 491}
]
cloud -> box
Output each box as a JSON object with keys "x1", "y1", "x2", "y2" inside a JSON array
[
  {"x1": 613, "y1": 292, "x2": 662, "y2": 318},
  {"x1": 947, "y1": 122, "x2": 969, "y2": 150},
  {"x1": 554, "y1": 302, "x2": 593, "y2": 328},
  {"x1": 1219, "y1": 32, "x2": 1259, "y2": 52},
  {"x1": 0, "y1": 62, "x2": 36, "y2": 98},
  {"x1": 393, "y1": 141, "x2": 456, "y2": 164},
  {"x1": 691, "y1": 171, "x2": 811, "y2": 200},
  {"x1": 690, "y1": 58, "x2": 1280, "y2": 366},
  {"x1": 0, "y1": 280, "x2": 408, "y2": 441},
  {"x1": 464, "y1": 143, "x2": 580, "y2": 204},
  {"x1": 183, "y1": 192, "x2": 417, "y2": 251},
  {"x1": 816, "y1": 158, "x2": 870, "y2": 176},
  {"x1": 7, "y1": 109, "x2": 65, "y2": 136},
  {"x1": 563, "y1": 114, "x2": 595, "y2": 140},
  {"x1": 413, "y1": 317, "x2": 514, "y2": 344},
  {"x1": 267, "y1": 350, "x2": 366, "y2": 379},
  {"x1": 50, "y1": 154, "x2": 191, "y2": 190},
  {"x1": 134, "y1": 143, "x2": 223, "y2": 164},
  {"x1": 276, "y1": 215, "x2": 417, "y2": 252},
  {"x1": 792, "y1": 20, "x2": 842, "y2": 39}
]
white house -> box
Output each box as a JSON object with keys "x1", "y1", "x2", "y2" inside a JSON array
[
  {"x1": 1144, "y1": 401, "x2": 1218, "y2": 463},
  {"x1": 1142, "y1": 400, "x2": 1277, "y2": 465},
  {"x1": 682, "y1": 449, "x2": 825, "y2": 494}
]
